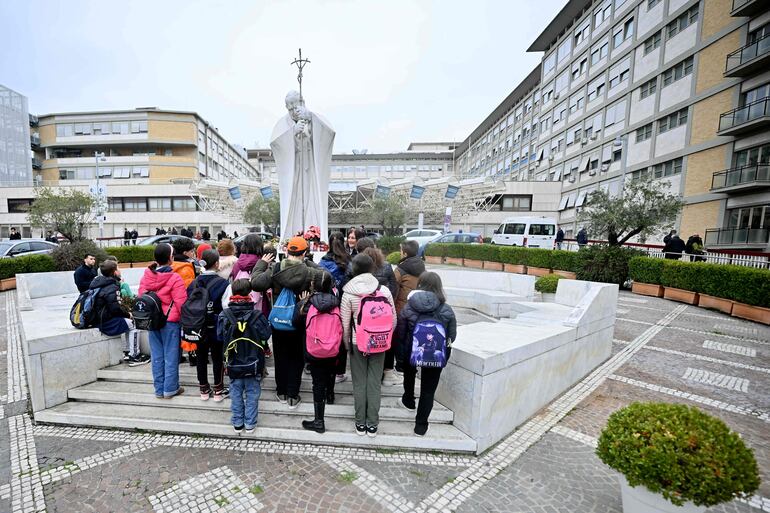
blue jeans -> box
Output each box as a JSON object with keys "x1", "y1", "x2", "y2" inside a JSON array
[
  {"x1": 230, "y1": 377, "x2": 261, "y2": 429},
  {"x1": 149, "y1": 322, "x2": 181, "y2": 397}
]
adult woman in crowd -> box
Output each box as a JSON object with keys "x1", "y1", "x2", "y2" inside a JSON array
[{"x1": 216, "y1": 239, "x2": 238, "y2": 280}]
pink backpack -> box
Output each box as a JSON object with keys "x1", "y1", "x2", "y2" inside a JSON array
[
  {"x1": 234, "y1": 269, "x2": 263, "y2": 311},
  {"x1": 305, "y1": 304, "x2": 343, "y2": 358},
  {"x1": 355, "y1": 286, "x2": 394, "y2": 354}
]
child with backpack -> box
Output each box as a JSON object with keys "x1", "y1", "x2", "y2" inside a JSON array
[
  {"x1": 340, "y1": 253, "x2": 397, "y2": 437},
  {"x1": 293, "y1": 270, "x2": 342, "y2": 433},
  {"x1": 251, "y1": 236, "x2": 318, "y2": 409},
  {"x1": 184, "y1": 249, "x2": 230, "y2": 402},
  {"x1": 136, "y1": 243, "x2": 188, "y2": 399},
  {"x1": 218, "y1": 279, "x2": 272, "y2": 433},
  {"x1": 318, "y1": 232, "x2": 351, "y2": 386},
  {"x1": 396, "y1": 271, "x2": 456, "y2": 436}
]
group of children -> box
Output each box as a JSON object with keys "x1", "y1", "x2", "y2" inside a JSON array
[{"x1": 89, "y1": 231, "x2": 457, "y2": 438}]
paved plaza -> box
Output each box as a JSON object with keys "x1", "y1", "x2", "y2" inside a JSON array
[{"x1": 0, "y1": 287, "x2": 768, "y2": 513}]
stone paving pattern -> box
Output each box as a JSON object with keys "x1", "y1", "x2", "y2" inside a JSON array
[{"x1": 1, "y1": 288, "x2": 769, "y2": 512}]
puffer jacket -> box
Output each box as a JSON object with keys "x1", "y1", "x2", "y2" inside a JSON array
[
  {"x1": 393, "y1": 255, "x2": 425, "y2": 313},
  {"x1": 217, "y1": 255, "x2": 238, "y2": 280},
  {"x1": 90, "y1": 275, "x2": 129, "y2": 336},
  {"x1": 294, "y1": 291, "x2": 341, "y2": 362},
  {"x1": 318, "y1": 253, "x2": 348, "y2": 290},
  {"x1": 231, "y1": 253, "x2": 260, "y2": 280},
  {"x1": 396, "y1": 290, "x2": 456, "y2": 363},
  {"x1": 373, "y1": 262, "x2": 399, "y2": 301},
  {"x1": 250, "y1": 258, "x2": 318, "y2": 298},
  {"x1": 171, "y1": 254, "x2": 198, "y2": 288},
  {"x1": 340, "y1": 273, "x2": 397, "y2": 350},
  {"x1": 138, "y1": 264, "x2": 188, "y2": 323}
]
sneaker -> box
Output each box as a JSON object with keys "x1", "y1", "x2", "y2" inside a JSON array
[
  {"x1": 414, "y1": 424, "x2": 428, "y2": 437},
  {"x1": 163, "y1": 387, "x2": 185, "y2": 399},
  {"x1": 122, "y1": 352, "x2": 130, "y2": 363},
  {"x1": 355, "y1": 423, "x2": 367, "y2": 436},
  {"x1": 288, "y1": 396, "x2": 302, "y2": 409},
  {"x1": 400, "y1": 397, "x2": 416, "y2": 411},
  {"x1": 127, "y1": 355, "x2": 150, "y2": 367},
  {"x1": 188, "y1": 352, "x2": 197, "y2": 367},
  {"x1": 304, "y1": 365, "x2": 311, "y2": 375},
  {"x1": 335, "y1": 374, "x2": 347, "y2": 384},
  {"x1": 212, "y1": 390, "x2": 225, "y2": 403},
  {"x1": 244, "y1": 426, "x2": 255, "y2": 434},
  {"x1": 275, "y1": 393, "x2": 288, "y2": 404},
  {"x1": 233, "y1": 424, "x2": 244, "y2": 433},
  {"x1": 366, "y1": 425, "x2": 378, "y2": 438},
  {"x1": 200, "y1": 388, "x2": 211, "y2": 401},
  {"x1": 382, "y1": 369, "x2": 403, "y2": 387}
]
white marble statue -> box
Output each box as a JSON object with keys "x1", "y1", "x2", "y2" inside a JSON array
[{"x1": 270, "y1": 90, "x2": 335, "y2": 241}]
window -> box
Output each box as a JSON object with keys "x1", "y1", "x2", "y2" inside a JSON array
[
  {"x1": 587, "y1": 77, "x2": 606, "y2": 102},
  {"x1": 662, "y1": 56, "x2": 694, "y2": 86},
  {"x1": 130, "y1": 120, "x2": 148, "y2": 133},
  {"x1": 567, "y1": 125, "x2": 580, "y2": 146},
  {"x1": 572, "y1": 56, "x2": 588, "y2": 81},
  {"x1": 529, "y1": 224, "x2": 555, "y2": 236},
  {"x1": 112, "y1": 121, "x2": 129, "y2": 135},
  {"x1": 108, "y1": 198, "x2": 123, "y2": 211},
  {"x1": 594, "y1": 1, "x2": 612, "y2": 28},
  {"x1": 557, "y1": 38, "x2": 572, "y2": 63},
  {"x1": 591, "y1": 40, "x2": 609, "y2": 64},
  {"x1": 555, "y1": 71, "x2": 569, "y2": 94},
  {"x1": 644, "y1": 31, "x2": 661, "y2": 54},
  {"x1": 667, "y1": 5, "x2": 698, "y2": 39},
  {"x1": 636, "y1": 123, "x2": 653, "y2": 142},
  {"x1": 735, "y1": 143, "x2": 770, "y2": 167},
  {"x1": 56, "y1": 124, "x2": 73, "y2": 137},
  {"x1": 496, "y1": 195, "x2": 533, "y2": 212},
  {"x1": 552, "y1": 102, "x2": 567, "y2": 124},
  {"x1": 544, "y1": 52, "x2": 557, "y2": 75},
  {"x1": 630, "y1": 168, "x2": 650, "y2": 181},
  {"x1": 639, "y1": 78, "x2": 657, "y2": 99},
  {"x1": 609, "y1": 58, "x2": 631, "y2": 89},
  {"x1": 647, "y1": 0, "x2": 661, "y2": 9},
  {"x1": 7, "y1": 199, "x2": 33, "y2": 213},
  {"x1": 123, "y1": 198, "x2": 148, "y2": 212},
  {"x1": 59, "y1": 169, "x2": 75, "y2": 180},
  {"x1": 574, "y1": 21, "x2": 590, "y2": 47},
  {"x1": 569, "y1": 92, "x2": 585, "y2": 114},
  {"x1": 172, "y1": 197, "x2": 198, "y2": 211},
  {"x1": 605, "y1": 100, "x2": 627, "y2": 127},
  {"x1": 613, "y1": 18, "x2": 634, "y2": 48},
  {"x1": 653, "y1": 157, "x2": 683, "y2": 178},
  {"x1": 504, "y1": 223, "x2": 526, "y2": 235},
  {"x1": 658, "y1": 108, "x2": 688, "y2": 133}
]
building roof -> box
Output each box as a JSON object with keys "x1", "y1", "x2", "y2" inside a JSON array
[
  {"x1": 453, "y1": 64, "x2": 541, "y2": 158},
  {"x1": 527, "y1": 0, "x2": 593, "y2": 52},
  {"x1": 246, "y1": 148, "x2": 454, "y2": 163}
]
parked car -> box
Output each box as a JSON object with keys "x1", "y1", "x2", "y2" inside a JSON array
[
  {"x1": 404, "y1": 229, "x2": 443, "y2": 246},
  {"x1": 491, "y1": 217, "x2": 557, "y2": 248},
  {"x1": 0, "y1": 239, "x2": 58, "y2": 258},
  {"x1": 419, "y1": 232, "x2": 483, "y2": 258},
  {"x1": 233, "y1": 232, "x2": 275, "y2": 253},
  {"x1": 366, "y1": 232, "x2": 383, "y2": 241},
  {"x1": 136, "y1": 235, "x2": 205, "y2": 247}
]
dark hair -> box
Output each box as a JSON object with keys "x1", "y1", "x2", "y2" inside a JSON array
[
  {"x1": 105, "y1": 255, "x2": 118, "y2": 263},
  {"x1": 200, "y1": 249, "x2": 220, "y2": 270},
  {"x1": 240, "y1": 233, "x2": 264, "y2": 256},
  {"x1": 400, "y1": 240, "x2": 419, "y2": 258},
  {"x1": 313, "y1": 270, "x2": 334, "y2": 294},
  {"x1": 348, "y1": 228, "x2": 366, "y2": 245},
  {"x1": 171, "y1": 237, "x2": 194, "y2": 254},
  {"x1": 362, "y1": 246, "x2": 384, "y2": 269},
  {"x1": 154, "y1": 243, "x2": 173, "y2": 265},
  {"x1": 217, "y1": 238, "x2": 236, "y2": 257},
  {"x1": 351, "y1": 254, "x2": 374, "y2": 277},
  {"x1": 418, "y1": 271, "x2": 446, "y2": 304},
  {"x1": 328, "y1": 232, "x2": 350, "y2": 267},
  {"x1": 84, "y1": 253, "x2": 96, "y2": 260},
  {"x1": 355, "y1": 237, "x2": 375, "y2": 253},
  {"x1": 231, "y1": 278, "x2": 252, "y2": 297},
  {"x1": 262, "y1": 244, "x2": 277, "y2": 258},
  {"x1": 99, "y1": 259, "x2": 118, "y2": 276}
]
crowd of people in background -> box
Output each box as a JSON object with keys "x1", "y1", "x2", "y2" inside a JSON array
[{"x1": 75, "y1": 228, "x2": 456, "y2": 438}]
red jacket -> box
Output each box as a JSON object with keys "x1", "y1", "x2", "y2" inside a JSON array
[{"x1": 138, "y1": 264, "x2": 187, "y2": 323}]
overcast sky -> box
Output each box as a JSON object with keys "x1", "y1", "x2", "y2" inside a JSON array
[{"x1": 1, "y1": 0, "x2": 565, "y2": 154}]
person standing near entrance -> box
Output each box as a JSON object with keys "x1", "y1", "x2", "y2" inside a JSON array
[
  {"x1": 555, "y1": 227, "x2": 565, "y2": 250},
  {"x1": 9, "y1": 227, "x2": 21, "y2": 240}
]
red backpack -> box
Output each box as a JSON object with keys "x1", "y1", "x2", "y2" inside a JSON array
[
  {"x1": 305, "y1": 303, "x2": 343, "y2": 358},
  {"x1": 355, "y1": 286, "x2": 394, "y2": 354}
]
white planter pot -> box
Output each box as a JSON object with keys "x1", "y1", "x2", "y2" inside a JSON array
[
  {"x1": 538, "y1": 292, "x2": 556, "y2": 302},
  {"x1": 620, "y1": 478, "x2": 706, "y2": 513}
]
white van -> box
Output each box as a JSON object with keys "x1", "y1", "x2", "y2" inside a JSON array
[{"x1": 491, "y1": 217, "x2": 558, "y2": 248}]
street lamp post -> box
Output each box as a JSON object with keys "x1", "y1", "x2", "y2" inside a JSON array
[{"x1": 94, "y1": 151, "x2": 107, "y2": 240}]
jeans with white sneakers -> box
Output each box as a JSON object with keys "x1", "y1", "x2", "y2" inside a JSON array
[{"x1": 230, "y1": 376, "x2": 261, "y2": 429}]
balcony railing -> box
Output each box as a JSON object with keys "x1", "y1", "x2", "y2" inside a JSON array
[
  {"x1": 711, "y1": 163, "x2": 770, "y2": 191},
  {"x1": 31, "y1": 158, "x2": 42, "y2": 169},
  {"x1": 725, "y1": 33, "x2": 770, "y2": 76},
  {"x1": 28, "y1": 114, "x2": 38, "y2": 127},
  {"x1": 30, "y1": 134, "x2": 40, "y2": 147},
  {"x1": 717, "y1": 97, "x2": 770, "y2": 135},
  {"x1": 705, "y1": 227, "x2": 770, "y2": 247},
  {"x1": 731, "y1": 0, "x2": 767, "y2": 17}
]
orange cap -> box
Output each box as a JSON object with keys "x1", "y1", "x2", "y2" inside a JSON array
[{"x1": 287, "y1": 236, "x2": 309, "y2": 252}]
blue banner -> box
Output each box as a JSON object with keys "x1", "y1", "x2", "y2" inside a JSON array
[
  {"x1": 410, "y1": 185, "x2": 425, "y2": 199},
  {"x1": 229, "y1": 186, "x2": 242, "y2": 200},
  {"x1": 445, "y1": 185, "x2": 460, "y2": 199},
  {"x1": 260, "y1": 186, "x2": 274, "y2": 199}
]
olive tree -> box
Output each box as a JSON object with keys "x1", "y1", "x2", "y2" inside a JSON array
[{"x1": 26, "y1": 187, "x2": 95, "y2": 242}]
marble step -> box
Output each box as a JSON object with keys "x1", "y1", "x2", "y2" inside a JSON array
[
  {"x1": 36, "y1": 401, "x2": 476, "y2": 454},
  {"x1": 68, "y1": 380, "x2": 453, "y2": 423},
  {"x1": 97, "y1": 365, "x2": 415, "y2": 397}
]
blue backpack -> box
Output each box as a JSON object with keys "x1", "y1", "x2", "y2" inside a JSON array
[
  {"x1": 69, "y1": 288, "x2": 102, "y2": 329},
  {"x1": 269, "y1": 287, "x2": 297, "y2": 331}
]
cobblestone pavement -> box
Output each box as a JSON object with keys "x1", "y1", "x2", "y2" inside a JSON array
[{"x1": 1, "y1": 288, "x2": 769, "y2": 512}]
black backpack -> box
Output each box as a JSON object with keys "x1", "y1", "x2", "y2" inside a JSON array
[
  {"x1": 69, "y1": 287, "x2": 102, "y2": 329},
  {"x1": 133, "y1": 292, "x2": 173, "y2": 331},
  {"x1": 180, "y1": 279, "x2": 215, "y2": 343},
  {"x1": 221, "y1": 308, "x2": 272, "y2": 379}
]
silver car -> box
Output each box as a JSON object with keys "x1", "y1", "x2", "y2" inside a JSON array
[{"x1": 0, "y1": 239, "x2": 59, "y2": 258}]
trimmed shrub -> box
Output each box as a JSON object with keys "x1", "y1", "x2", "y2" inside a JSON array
[
  {"x1": 575, "y1": 244, "x2": 641, "y2": 286},
  {"x1": 661, "y1": 260, "x2": 703, "y2": 292},
  {"x1": 462, "y1": 244, "x2": 499, "y2": 262},
  {"x1": 386, "y1": 251, "x2": 401, "y2": 265},
  {"x1": 0, "y1": 258, "x2": 24, "y2": 280},
  {"x1": 444, "y1": 243, "x2": 464, "y2": 258},
  {"x1": 424, "y1": 243, "x2": 449, "y2": 258},
  {"x1": 524, "y1": 248, "x2": 552, "y2": 269},
  {"x1": 597, "y1": 402, "x2": 759, "y2": 507},
  {"x1": 50, "y1": 240, "x2": 108, "y2": 271},
  {"x1": 0, "y1": 254, "x2": 56, "y2": 280},
  {"x1": 104, "y1": 245, "x2": 156, "y2": 264},
  {"x1": 377, "y1": 236, "x2": 405, "y2": 255},
  {"x1": 535, "y1": 274, "x2": 562, "y2": 293},
  {"x1": 628, "y1": 257, "x2": 665, "y2": 285},
  {"x1": 551, "y1": 250, "x2": 578, "y2": 272},
  {"x1": 497, "y1": 246, "x2": 528, "y2": 265}
]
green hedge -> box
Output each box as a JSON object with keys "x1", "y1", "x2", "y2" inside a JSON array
[
  {"x1": 535, "y1": 274, "x2": 563, "y2": 293},
  {"x1": 661, "y1": 260, "x2": 702, "y2": 292},
  {"x1": 0, "y1": 254, "x2": 56, "y2": 280},
  {"x1": 106, "y1": 245, "x2": 155, "y2": 264},
  {"x1": 377, "y1": 236, "x2": 405, "y2": 255},
  {"x1": 462, "y1": 244, "x2": 499, "y2": 262},
  {"x1": 497, "y1": 246, "x2": 528, "y2": 265},
  {"x1": 424, "y1": 243, "x2": 448, "y2": 258},
  {"x1": 386, "y1": 251, "x2": 401, "y2": 265},
  {"x1": 628, "y1": 257, "x2": 665, "y2": 285},
  {"x1": 526, "y1": 248, "x2": 553, "y2": 269},
  {"x1": 551, "y1": 250, "x2": 579, "y2": 273}
]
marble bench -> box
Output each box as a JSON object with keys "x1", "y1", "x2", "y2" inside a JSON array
[{"x1": 433, "y1": 269, "x2": 536, "y2": 317}]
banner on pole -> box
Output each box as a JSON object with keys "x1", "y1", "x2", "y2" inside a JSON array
[
  {"x1": 374, "y1": 185, "x2": 391, "y2": 199},
  {"x1": 410, "y1": 185, "x2": 425, "y2": 199},
  {"x1": 445, "y1": 185, "x2": 460, "y2": 199},
  {"x1": 260, "y1": 186, "x2": 274, "y2": 199},
  {"x1": 228, "y1": 186, "x2": 242, "y2": 200}
]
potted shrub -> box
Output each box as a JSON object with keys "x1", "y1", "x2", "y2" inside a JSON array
[
  {"x1": 724, "y1": 265, "x2": 770, "y2": 324},
  {"x1": 661, "y1": 261, "x2": 700, "y2": 305},
  {"x1": 534, "y1": 274, "x2": 562, "y2": 302},
  {"x1": 628, "y1": 257, "x2": 665, "y2": 298},
  {"x1": 461, "y1": 244, "x2": 485, "y2": 269},
  {"x1": 498, "y1": 246, "x2": 527, "y2": 274},
  {"x1": 424, "y1": 243, "x2": 447, "y2": 265},
  {"x1": 386, "y1": 251, "x2": 401, "y2": 266},
  {"x1": 597, "y1": 402, "x2": 759, "y2": 513},
  {"x1": 551, "y1": 250, "x2": 577, "y2": 279},
  {"x1": 695, "y1": 262, "x2": 735, "y2": 315},
  {"x1": 526, "y1": 248, "x2": 552, "y2": 277},
  {"x1": 444, "y1": 243, "x2": 464, "y2": 266}
]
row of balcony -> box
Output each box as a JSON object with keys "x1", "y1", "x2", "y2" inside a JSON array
[
  {"x1": 711, "y1": 163, "x2": 770, "y2": 192},
  {"x1": 705, "y1": 228, "x2": 770, "y2": 248},
  {"x1": 724, "y1": 33, "x2": 770, "y2": 77},
  {"x1": 731, "y1": 0, "x2": 765, "y2": 17}
]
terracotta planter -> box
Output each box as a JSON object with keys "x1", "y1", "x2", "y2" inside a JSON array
[
  {"x1": 0, "y1": 277, "x2": 17, "y2": 291},
  {"x1": 552, "y1": 270, "x2": 576, "y2": 279},
  {"x1": 663, "y1": 287, "x2": 699, "y2": 305},
  {"x1": 117, "y1": 262, "x2": 132, "y2": 269},
  {"x1": 130, "y1": 261, "x2": 154, "y2": 268},
  {"x1": 698, "y1": 294, "x2": 734, "y2": 315},
  {"x1": 444, "y1": 257, "x2": 463, "y2": 266},
  {"x1": 483, "y1": 261, "x2": 503, "y2": 271},
  {"x1": 425, "y1": 256, "x2": 443, "y2": 265},
  {"x1": 731, "y1": 302, "x2": 770, "y2": 325},
  {"x1": 632, "y1": 282, "x2": 664, "y2": 298},
  {"x1": 463, "y1": 259, "x2": 484, "y2": 269},
  {"x1": 527, "y1": 266, "x2": 551, "y2": 277},
  {"x1": 503, "y1": 263, "x2": 526, "y2": 274}
]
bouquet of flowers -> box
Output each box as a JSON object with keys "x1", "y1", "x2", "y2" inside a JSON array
[{"x1": 303, "y1": 225, "x2": 321, "y2": 242}]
